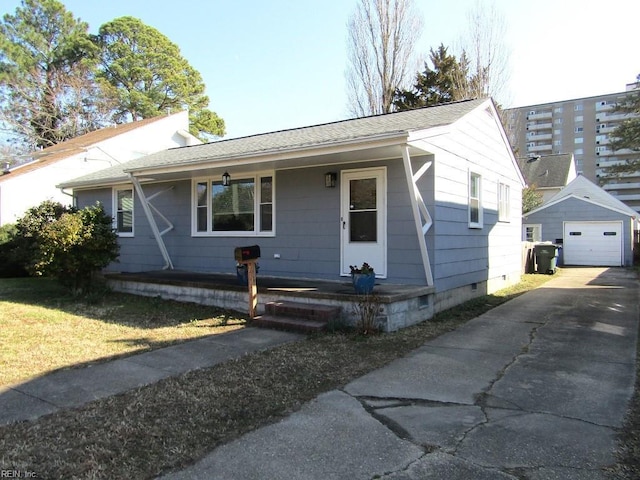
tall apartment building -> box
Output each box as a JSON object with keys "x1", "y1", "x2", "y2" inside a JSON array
[{"x1": 505, "y1": 81, "x2": 640, "y2": 213}]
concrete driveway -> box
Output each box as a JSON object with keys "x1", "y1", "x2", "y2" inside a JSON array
[{"x1": 161, "y1": 268, "x2": 639, "y2": 480}]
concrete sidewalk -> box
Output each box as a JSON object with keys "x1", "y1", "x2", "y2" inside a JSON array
[
  {"x1": 161, "y1": 268, "x2": 639, "y2": 480},
  {"x1": 0, "y1": 328, "x2": 303, "y2": 426}
]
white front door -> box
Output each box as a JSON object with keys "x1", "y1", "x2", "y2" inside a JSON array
[{"x1": 341, "y1": 167, "x2": 387, "y2": 277}]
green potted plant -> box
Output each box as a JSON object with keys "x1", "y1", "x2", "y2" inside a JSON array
[{"x1": 350, "y1": 262, "x2": 375, "y2": 294}]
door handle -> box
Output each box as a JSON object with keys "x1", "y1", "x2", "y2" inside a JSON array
[{"x1": 343, "y1": 221, "x2": 346, "y2": 229}]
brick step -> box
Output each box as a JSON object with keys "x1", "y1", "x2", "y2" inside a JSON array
[
  {"x1": 264, "y1": 301, "x2": 341, "y2": 322},
  {"x1": 252, "y1": 315, "x2": 327, "y2": 333}
]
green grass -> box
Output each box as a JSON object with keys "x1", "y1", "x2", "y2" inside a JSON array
[
  {"x1": 0, "y1": 278, "x2": 246, "y2": 386},
  {"x1": 0, "y1": 273, "x2": 558, "y2": 479}
]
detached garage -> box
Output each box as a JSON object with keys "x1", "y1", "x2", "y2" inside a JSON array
[
  {"x1": 524, "y1": 176, "x2": 637, "y2": 267},
  {"x1": 563, "y1": 221, "x2": 623, "y2": 266}
]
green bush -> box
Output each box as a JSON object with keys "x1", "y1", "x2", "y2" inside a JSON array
[
  {"x1": 0, "y1": 223, "x2": 17, "y2": 244},
  {"x1": 13, "y1": 200, "x2": 119, "y2": 292},
  {"x1": 0, "y1": 223, "x2": 28, "y2": 278}
]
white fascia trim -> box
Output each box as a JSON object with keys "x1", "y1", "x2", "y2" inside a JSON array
[{"x1": 406, "y1": 125, "x2": 452, "y2": 144}]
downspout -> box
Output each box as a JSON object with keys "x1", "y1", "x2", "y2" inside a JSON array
[
  {"x1": 59, "y1": 188, "x2": 76, "y2": 208},
  {"x1": 401, "y1": 145, "x2": 434, "y2": 286},
  {"x1": 129, "y1": 174, "x2": 174, "y2": 270}
]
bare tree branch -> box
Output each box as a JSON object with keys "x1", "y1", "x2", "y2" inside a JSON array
[
  {"x1": 455, "y1": 0, "x2": 511, "y2": 105},
  {"x1": 346, "y1": 0, "x2": 423, "y2": 117}
]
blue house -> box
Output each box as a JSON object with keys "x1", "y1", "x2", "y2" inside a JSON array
[{"x1": 60, "y1": 98, "x2": 525, "y2": 330}]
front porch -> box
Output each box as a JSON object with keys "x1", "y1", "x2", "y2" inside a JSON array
[{"x1": 104, "y1": 271, "x2": 435, "y2": 332}]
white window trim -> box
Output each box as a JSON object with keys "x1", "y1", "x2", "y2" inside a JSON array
[
  {"x1": 113, "y1": 186, "x2": 134, "y2": 237},
  {"x1": 498, "y1": 182, "x2": 510, "y2": 222},
  {"x1": 523, "y1": 224, "x2": 542, "y2": 242},
  {"x1": 468, "y1": 171, "x2": 483, "y2": 229},
  {"x1": 191, "y1": 171, "x2": 275, "y2": 237}
]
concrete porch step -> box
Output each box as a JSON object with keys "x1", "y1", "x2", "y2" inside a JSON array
[
  {"x1": 265, "y1": 301, "x2": 341, "y2": 322},
  {"x1": 251, "y1": 315, "x2": 327, "y2": 333},
  {"x1": 253, "y1": 301, "x2": 342, "y2": 333}
]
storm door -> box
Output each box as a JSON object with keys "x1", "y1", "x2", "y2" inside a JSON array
[{"x1": 340, "y1": 167, "x2": 386, "y2": 277}]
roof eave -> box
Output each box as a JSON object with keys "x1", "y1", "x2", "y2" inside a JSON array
[
  {"x1": 525, "y1": 193, "x2": 637, "y2": 218},
  {"x1": 57, "y1": 176, "x2": 131, "y2": 190}
]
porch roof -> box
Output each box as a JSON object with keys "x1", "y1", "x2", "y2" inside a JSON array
[{"x1": 59, "y1": 98, "x2": 487, "y2": 189}]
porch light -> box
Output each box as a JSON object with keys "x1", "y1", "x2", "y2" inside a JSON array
[
  {"x1": 325, "y1": 172, "x2": 337, "y2": 188},
  {"x1": 222, "y1": 171, "x2": 231, "y2": 187}
]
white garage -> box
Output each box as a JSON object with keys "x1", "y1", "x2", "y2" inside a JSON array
[{"x1": 563, "y1": 221, "x2": 623, "y2": 266}]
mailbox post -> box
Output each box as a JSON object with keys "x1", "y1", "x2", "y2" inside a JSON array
[{"x1": 234, "y1": 245, "x2": 261, "y2": 318}]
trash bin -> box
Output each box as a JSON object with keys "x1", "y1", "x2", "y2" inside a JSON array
[{"x1": 534, "y1": 244, "x2": 559, "y2": 274}]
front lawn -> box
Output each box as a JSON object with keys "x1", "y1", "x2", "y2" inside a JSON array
[
  {"x1": 0, "y1": 278, "x2": 246, "y2": 386},
  {"x1": 0, "y1": 273, "x2": 555, "y2": 479}
]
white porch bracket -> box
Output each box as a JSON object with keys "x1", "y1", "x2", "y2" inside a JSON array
[
  {"x1": 401, "y1": 145, "x2": 434, "y2": 285},
  {"x1": 129, "y1": 174, "x2": 174, "y2": 270},
  {"x1": 146, "y1": 186, "x2": 175, "y2": 236}
]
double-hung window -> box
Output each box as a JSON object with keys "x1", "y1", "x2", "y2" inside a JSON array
[
  {"x1": 469, "y1": 172, "x2": 482, "y2": 228},
  {"x1": 193, "y1": 173, "x2": 274, "y2": 235},
  {"x1": 498, "y1": 182, "x2": 510, "y2": 222},
  {"x1": 113, "y1": 187, "x2": 134, "y2": 236}
]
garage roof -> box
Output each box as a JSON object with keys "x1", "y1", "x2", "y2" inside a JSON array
[{"x1": 526, "y1": 175, "x2": 638, "y2": 218}]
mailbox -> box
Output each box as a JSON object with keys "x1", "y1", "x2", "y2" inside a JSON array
[{"x1": 234, "y1": 245, "x2": 261, "y2": 262}]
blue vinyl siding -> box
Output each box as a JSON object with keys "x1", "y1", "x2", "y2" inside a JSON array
[
  {"x1": 76, "y1": 159, "x2": 431, "y2": 284},
  {"x1": 73, "y1": 107, "x2": 523, "y2": 291}
]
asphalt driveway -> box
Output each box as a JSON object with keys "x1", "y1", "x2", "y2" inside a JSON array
[{"x1": 162, "y1": 267, "x2": 639, "y2": 480}]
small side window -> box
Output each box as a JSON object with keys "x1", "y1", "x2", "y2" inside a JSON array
[
  {"x1": 469, "y1": 172, "x2": 482, "y2": 228},
  {"x1": 114, "y1": 187, "x2": 134, "y2": 236},
  {"x1": 498, "y1": 182, "x2": 510, "y2": 222}
]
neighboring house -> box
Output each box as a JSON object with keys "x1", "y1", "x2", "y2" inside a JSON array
[
  {"x1": 518, "y1": 153, "x2": 577, "y2": 202},
  {"x1": 0, "y1": 111, "x2": 200, "y2": 226},
  {"x1": 523, "y1": 175, "x2": 637, "y2": 266},
  {"x1": 505, "y1": 80, "x2": 640, "y2": 213},
  {"x1": 60, "y1": 98, "x2": 525, "y2": 319}
]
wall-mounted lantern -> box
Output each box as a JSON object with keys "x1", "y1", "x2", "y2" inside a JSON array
[
  {"x1": 222, "y1": 171, "x2": 231, "y2": 187},
  {"x1": 325, "y1": 172, "x2": 337, "y2": 188}
]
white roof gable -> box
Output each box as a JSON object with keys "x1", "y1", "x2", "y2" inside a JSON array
[{"x1": 527, "y1": 174, "x2": 638, "y2": 218}]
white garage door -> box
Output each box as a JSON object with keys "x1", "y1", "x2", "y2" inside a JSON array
[{"x1": 563, "y1": 221, "x2": 623, "y2": 266}]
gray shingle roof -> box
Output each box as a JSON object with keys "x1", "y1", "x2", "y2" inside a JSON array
[
  {"x1": 517, "y1": 153, "x2": 574, "y2": 188},
  {"x1": 60, "y1": 98, "x2": 487, "y2": 188}
]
